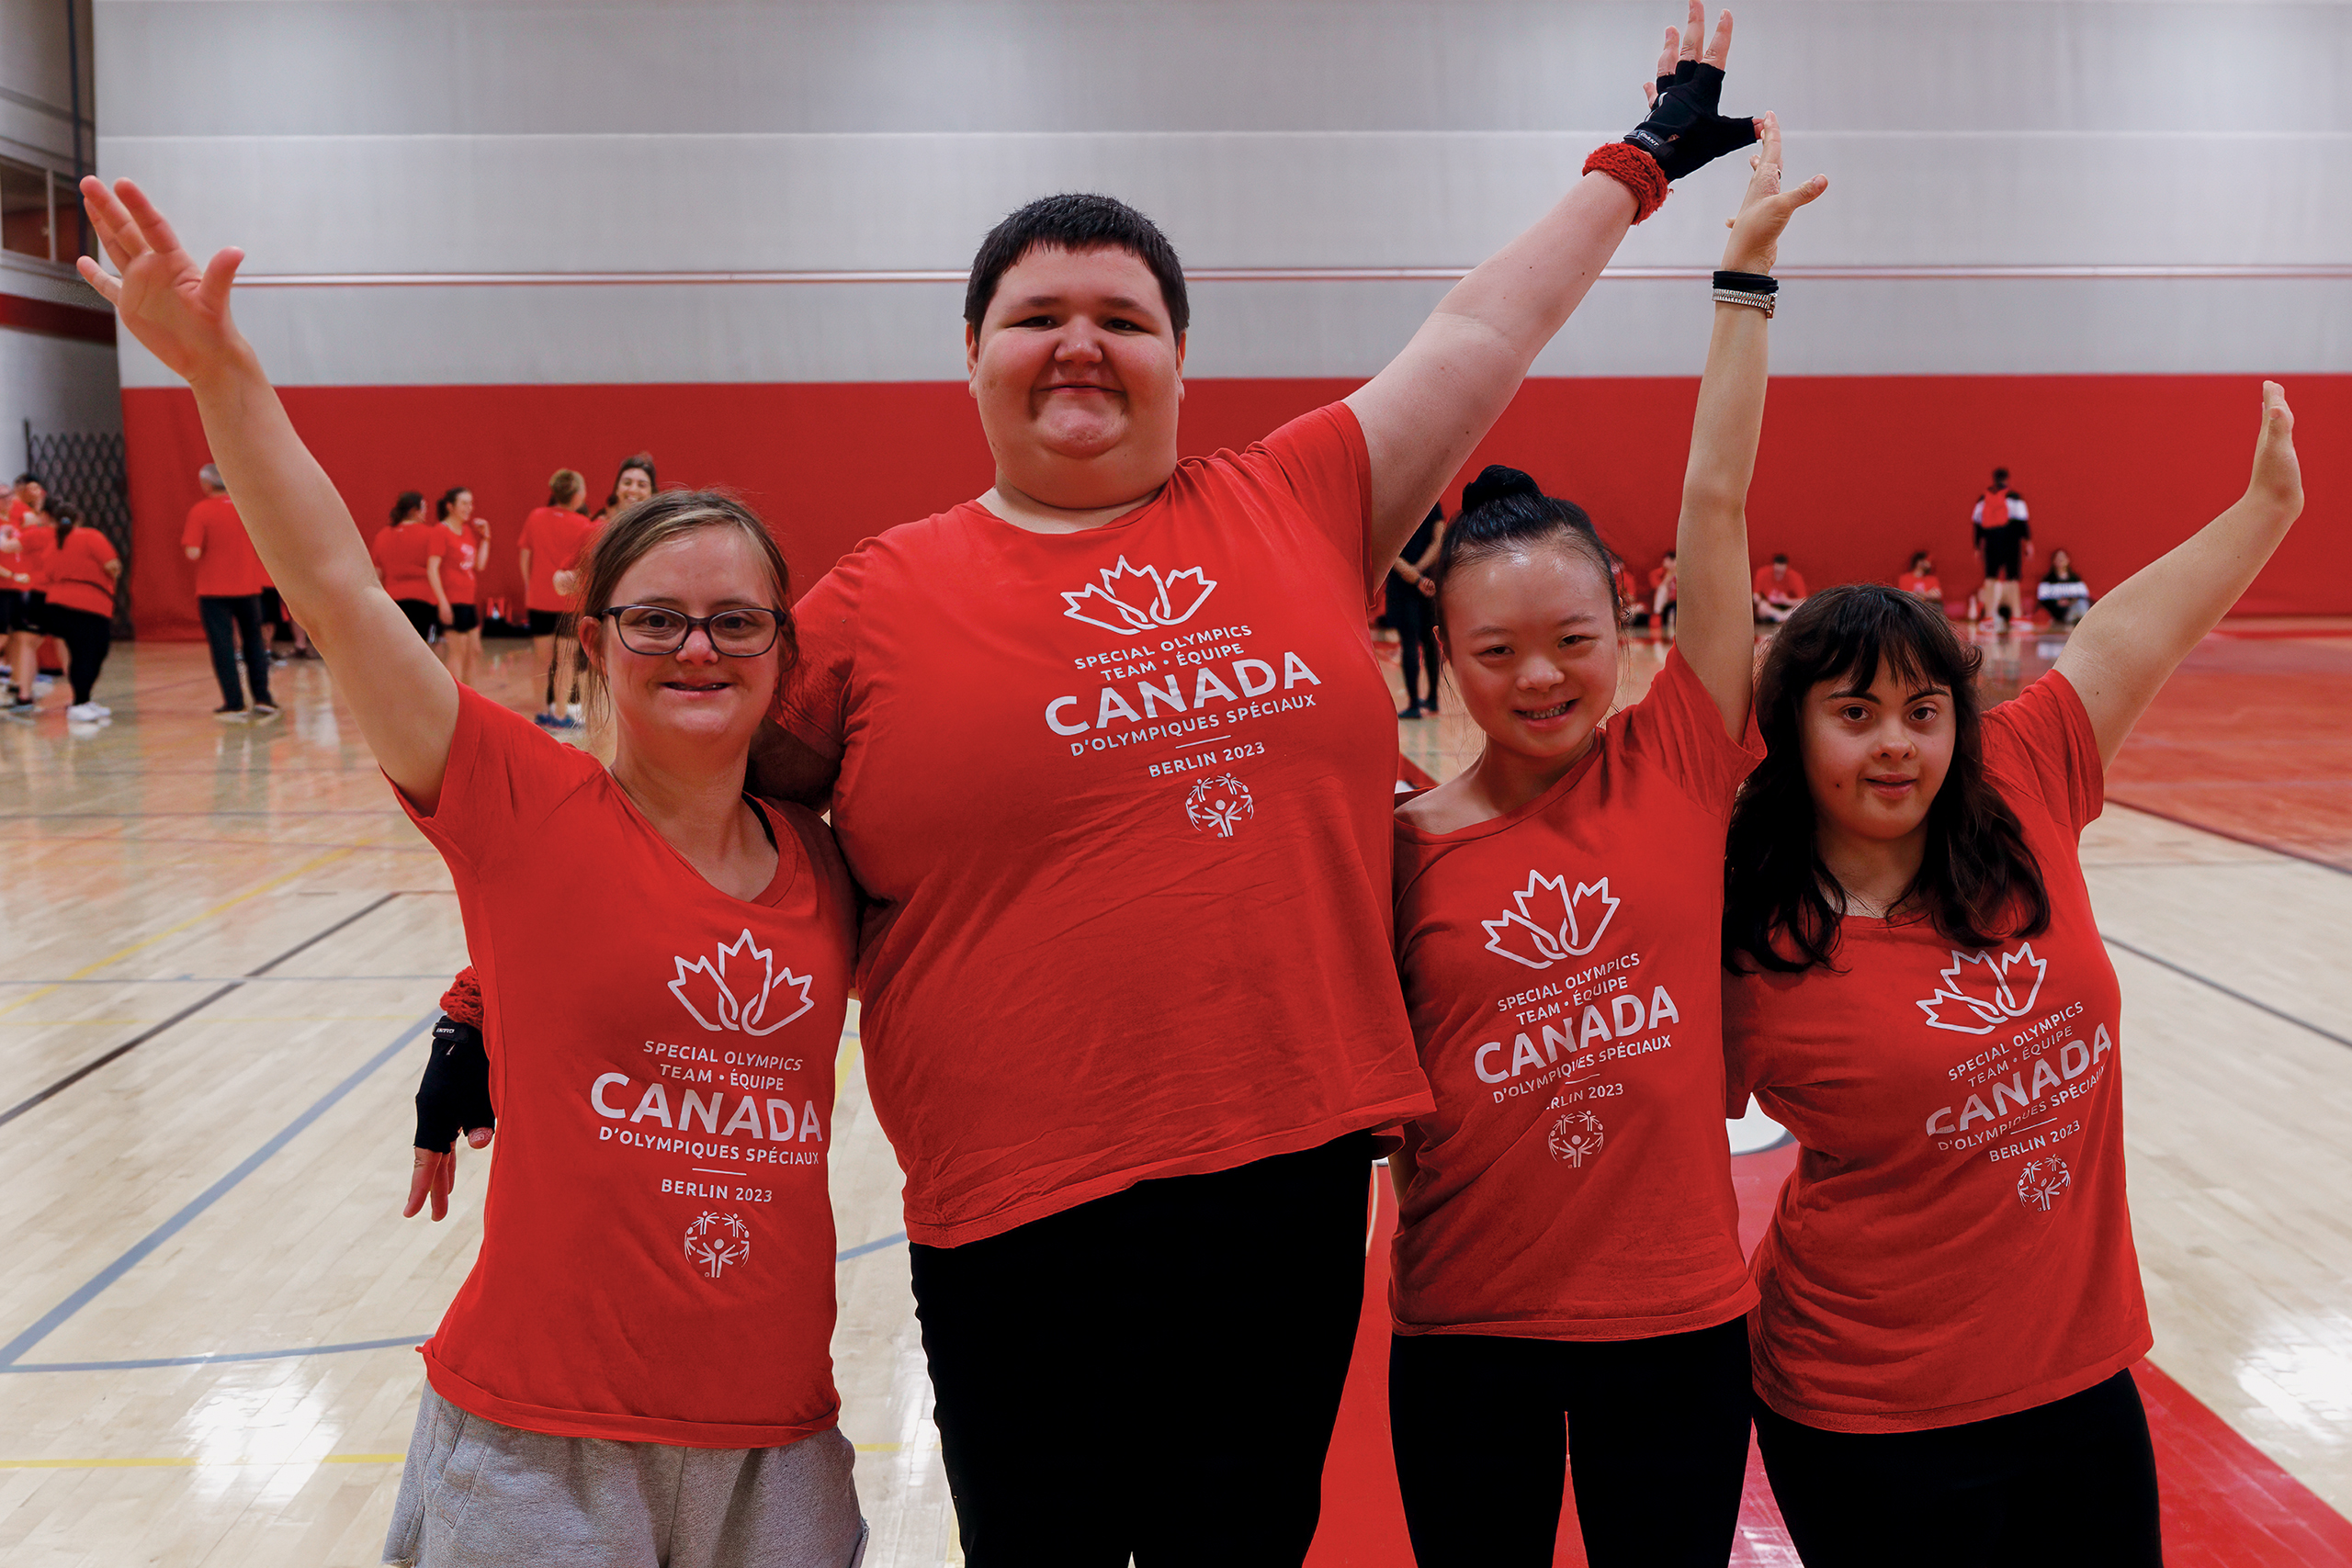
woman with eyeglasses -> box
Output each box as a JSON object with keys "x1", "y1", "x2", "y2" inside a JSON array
[{"x1": 77, "y1": 175, "x2": 867, "y2": 1567}]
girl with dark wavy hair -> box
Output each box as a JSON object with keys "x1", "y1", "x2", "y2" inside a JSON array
[
  {"x1": 1722, "y1": 386, "x2": 2306, "y2": 1567},
  {"x1": 1385, "y1": 119, "x2": 1822, "y2": 1568}
]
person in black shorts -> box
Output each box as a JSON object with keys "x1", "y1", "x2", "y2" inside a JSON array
[
  {"x1": 1387, "y1": 502, "x2": 1444, "y2": 717},
  {"x1": 1972, "y1": 466, "x2": 2033, "y2": 628}
]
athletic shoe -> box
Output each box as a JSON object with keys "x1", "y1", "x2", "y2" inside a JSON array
[
  {"x1": 532, "y1": 711, "x2": 558, "y2": 728},
  {"x1": 214, "y1": 705, "x2": 249, "y2": 720},
  {"x1": 250, "y1": 702, "x2": 280, "y2": 718},
  {"x1": 66, "y1": 702, "x2": 107, "y2": 722},
  {"x1": 1396, "y1": 704, "x2": 1423, "y2": 720},
  {"x1": 567, "y1": 702, "x2": 584, "y2": 722},
  {"x1": 547, "y1": 715, "x2": 582, "y2": 730},
  {"x1": 3, "y1": 697, "x2": 35, "y2": 719},
  {"x1": 85, "y1": 704, "x2": 110, "y2": 717}
]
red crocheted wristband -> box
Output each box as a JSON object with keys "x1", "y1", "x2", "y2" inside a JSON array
[{"x1": 1584, "y1": 142, "x2": 1669, "y2": 223}]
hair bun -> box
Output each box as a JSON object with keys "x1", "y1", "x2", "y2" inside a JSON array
[{"x1": 1461, "y1": 464, "x2": 1542, "y2": 515}]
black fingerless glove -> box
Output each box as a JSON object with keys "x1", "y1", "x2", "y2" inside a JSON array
[
  {"x1": 414, "y1": 1014, "x2": 495, "y2": 1154},
  {"x1": 1625, "y1": 60, "x2": 1757, "y2": 181}
]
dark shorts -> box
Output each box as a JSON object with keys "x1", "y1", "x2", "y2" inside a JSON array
[
  {"x1": 6, "y1": 590, "x2": 41, "y2": 634},
  {"x1": 448, "y1": 603, "x2": 479, "y2": 634},
  {"x1": 527, "y1": 608, "x2": 565, "y2": 637},
  {"x1": 394, "y1": 599, "x2": 439, "y2": 640}
]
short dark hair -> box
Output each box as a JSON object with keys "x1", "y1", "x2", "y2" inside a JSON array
[
  {"x1": 964, "y1": 193, "x2": 1190, "y2": 337},
  {"x1": 1771, "y1": 552, "x2": 1789, "y2": 565},
  {"x1": 1992, "y1": 467, "x2": 2010, "y2": 486},
  {"x1": 390, "y1": 491, "x2": 424, "y2": 525},
  {"x1": 1430, "y1": 465, "x2": 1620, "y2": 636},
  {"x1": 13, "y1": 472, "x2": 38, "y2": 486},
  {"x1": 1724, "y1": 583, "x2": 2050, "y2": 975}
]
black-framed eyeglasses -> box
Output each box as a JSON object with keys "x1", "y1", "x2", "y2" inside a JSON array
[{"x1": 594, "y1": 604, "x2": 785, "y2": 657}]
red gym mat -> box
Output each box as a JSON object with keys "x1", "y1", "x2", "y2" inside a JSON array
[{"x1": 1307, "y1": 1143, "x2": 2352, "y2": 1565}]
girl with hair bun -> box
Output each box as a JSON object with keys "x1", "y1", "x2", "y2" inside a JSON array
[
  {"x1": 78, "y1": 175, "x2": 867, "y2": 1566},
  {"x1": 1385, "y1": 119, "x2": 1822, "y2": 1567},
  {"x1": 1721, "y1": 385, "x2": 2303, "y2": 1567}
]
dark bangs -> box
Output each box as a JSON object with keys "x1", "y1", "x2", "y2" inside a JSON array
[{"x1": 1724, "y1": 584, "x2": 2052, "y2": 974}]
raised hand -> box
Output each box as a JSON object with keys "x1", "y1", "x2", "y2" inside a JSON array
[
  {"x1": 76, "y1": 176, "x2": 249, "y2": 386},
  {"x1": 1629, "y1": 2, "x2": 1759, "y2": 182},
  {"x1": 1721, "y1": 112, "x2": 1827, "y2": 276},
  {"x1": 2247, "y1": 381, "x2": 2302, "y2": 518}
]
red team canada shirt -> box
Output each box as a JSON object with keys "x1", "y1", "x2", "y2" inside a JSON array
[
  {"x1": 776, "y1": 403, "x2": 1431, "y2": 1247},
  {"x1": 181, "y1": 496, "x2": 266, "y2": 598},
  {"x1": 521, "y1": 506, "x2": 595, "y2": 612},
  {"x1": 1725, "y1": 671, "x2": 2150, "y2": 1433},
  {"x1": 429, "y1": 525, "x2": 478, "y2": 604},
  {"x1": 1391, "y1": 649, "x2": 1762, "y2": 1338},
  {"x1": 400, "y1": 687, "x2": 855, "y2": 1446}
]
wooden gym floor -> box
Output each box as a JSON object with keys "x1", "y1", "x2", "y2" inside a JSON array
[{"x1": 2, "y1": 626, "x2": 2350, "y2": 1565}]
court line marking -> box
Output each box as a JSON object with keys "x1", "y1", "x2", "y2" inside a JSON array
[
  {"x1": 2104, "y1": 794, "x2": 2352, "y2": 882},
  {"x1": 0, "y1": 842, "x2": 378, "y2": 1021},
  {"x1": 0, "y1": 891, "x2": 406, "y2": 1130},
  {"x1": 0, "y1": 1230, "x2": 913, "y2": 1372},
  {"x1": 2100, "y1": 933, "x2": 2352, "y2": 1051},
  {"x1": 0, "y1": 1012, "x2": 437, "y2": 1370}
]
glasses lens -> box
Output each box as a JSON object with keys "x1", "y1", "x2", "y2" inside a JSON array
[
  {"x1": 709, "y1": 610, "x2": 779, "y2": 655},
  {"x1": 615, "y1": 606, "x2": 688, "y2": 651}
]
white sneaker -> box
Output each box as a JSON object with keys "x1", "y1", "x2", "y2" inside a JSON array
[
  {"x1": 85, "y1": 703, "x2": 110, "y2": 717},
  {"x1": 567, "y1": 702, "x2": 583, "y2": 721},
  {"x1": 66, "y1": 702, "x2": 106, "y2": 722}
]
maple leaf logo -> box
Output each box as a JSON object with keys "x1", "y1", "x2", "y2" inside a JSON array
[
  {"x1": 1481, "y1": 871, "x2": 1621, "y2": 971},
  {"x1": 1916, "y1": 942, "x2": 2050, "y2": 1034},
  {"x1": 668, "y1": 929, "x2": 816, "y2": 1036},
  {"x1": 1060, "y1": 557, "x2": 1220, "y2": 634}
]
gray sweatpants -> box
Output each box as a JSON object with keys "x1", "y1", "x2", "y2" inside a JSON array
[{"x1": 384, "y1": 1387, "x2": 867, "y2": 1568}]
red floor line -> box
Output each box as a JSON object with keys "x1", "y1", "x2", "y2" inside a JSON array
[{"x1": 2102, "y1": 791, "x2": 2352, "y2": 880}]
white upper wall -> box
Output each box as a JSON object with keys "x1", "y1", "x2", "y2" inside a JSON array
[{"x1": 95, "y1": 0, "x2": 2352, "y2": 387}]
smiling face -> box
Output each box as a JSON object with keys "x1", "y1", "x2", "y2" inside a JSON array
[
  {"x1": 1440, "y1": 542, "x2": 1622, "y2": 769},
  {"x1": 1798, "y1": 657, "x2": 1957, "y2": 849},
  {"x1": 580, "y1": 525, "x2": 784, "y2": 758},
  {"x1": 449, "y1": 491, "x2": 473, "y2": 526},
  {"x1": 965, "y1": 244, "x2": 1185, "y2": 508},
  {"x1": 615, "y1": 467, "x2": 654, "y2": 509}
]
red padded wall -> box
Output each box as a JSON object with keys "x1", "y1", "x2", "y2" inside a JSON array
[{"x1": 121, "y1": 374, "x2": 2350, "y2": 640}]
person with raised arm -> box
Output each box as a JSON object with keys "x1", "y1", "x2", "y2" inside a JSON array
[
  {"x1": 1720, "y1": 387, "x2": 2304, "y2": 1567},
  {"x1": 1384, "y1": 119, "x2": 1820, "y2": 1567},
  {"x1": 77, "y1": 175, "x2": 866, "y2": 1568}
]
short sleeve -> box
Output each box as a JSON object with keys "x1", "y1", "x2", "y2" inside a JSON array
[
  {"x1": 1622, "y1": 646, "x2": 1765, "y2": 817},
  {"x1": 1983, "y1": 670, "x2": 2104, "y2": 834},
  {"x1": 426, "y1": 529, "x2": 450, "y2": 562},
  {"x1": 774, "y1": 552, "x2": 870, "y2": 761},
  {"x1": 395, "y1": 685, "x2": 600, "y2": 874},
  {"x1": 1239, "y1": 402, "x2": 1375, "y2": 602}
]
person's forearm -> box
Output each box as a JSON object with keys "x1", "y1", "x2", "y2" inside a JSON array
[
  {"x1": 1426, "y1": 174, "x2": 1638, "y2": 375},
  {"x1": 187, "y1": 349, "x2": 376, "y2": 632},
  {"x1": 2075, "y1": 493, "x2": 2298, "y2": 689},
  {"x1": 1668, "y1": 300, "x2": 1769, "y2": 723},
  {"x1": 426, "y1": 558, "x2": 450, "y2": 612}
]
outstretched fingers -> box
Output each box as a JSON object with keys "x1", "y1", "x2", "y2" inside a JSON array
[
  {"x1": 1703, "y1": 6, "x2": 1734, "y2": 68},
  {"x1": 1679, "y1": 0, "x2": 1705, "y2": 62},
  {"x1": 74, "y1": 254, "x2": 121, "y2": 305},
  {"x1": 78, "y1": 175, "x2": 144, "y2": 273},
  {"x1": 199, "y1": 245, "x2": 247, "y2": 310},
  {"x1": 1645, "y1": 24, "x2": 1678, "y2": 106},
  {"x1": 109, "y1": 177, "x2": 189, "y2": 259}
]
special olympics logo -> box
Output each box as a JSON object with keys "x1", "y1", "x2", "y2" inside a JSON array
[
  {"x1": 1917, "y1": 942, "x2": 2050, "y2": 1035},
  {"x1": 1549, "y1": 1111, "x2": 1605, "y2": 1168},
  {"x1": 1060, "y1": 557, "x2": 1218, "y2": 635},
  {"x1": 667, "y1": 929, "x2": 815, "y2": 1037},
  {"x1": 1483, "y1": 871, "x2": 1621, "y2": 971},
  {"x1": 684, "y1": 1211, "x2": 752, "y2": 1279},
  {"x1": 2016, "y1": 1156, "x2": 2071, "y2": 1213},
  {"x1": 1185, "y1": 774, "x2": 1255, "y2": 837}
]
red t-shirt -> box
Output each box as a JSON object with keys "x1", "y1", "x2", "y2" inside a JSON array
[
  {"x1": 776, "y1": 402, "x2": 1431, "y2": 1247},
  {"x1": 181, "y1": 496, "x2": 266, "y2": 598},
  {"x1": 372, "y1": 523, "x2": 440, "y2": 603},
  {"x1": 1648, "y1": 563, "x2": 1677, "y2": 604},
  {"x1": 520, "y1": 506, "x2": 595, "y2": 612},
  {"x1": 399, "y1": 686, "x2": 854, "y2": 1447},
  {"x1": 1724, "y1": 671, "x2": 2149, "y2": 1433},
  {"x1": 1753, "y1": 565, "x2": 1808, "y2": 604},
  {"x1": 43, "y1": 527, "x2": 119, "y2": 617},
  {"x1": 1898, "y1": 571, "x2": 1942, "y2": 599},
  {"x1": 430, "y1": 524, "x2": 479, "y2": 605},
  {"x1": 1390, "y1": 649, "x2": 1762, "y2": 1339},
  {"x1": 8, "y1": 519, "x2": 52, "y2": 592}
]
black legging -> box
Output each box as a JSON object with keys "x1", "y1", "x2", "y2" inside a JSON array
[
  {"x1": 1389, "y1": 1316, "x2": 1752, "y2": 1567},
  {"x1": 198, "y1": 593, "x2": 273, "y2": 709},
  {"x1": 47, "y1": 604, "x2": 112, "y2": 705},
  {"x1": 910, "y1": 1134, "x2": 1372, "y2": 1566},
  {"x1": 1388, "y1": 582, "x2": 1440, "y2": 708},
  {"x1": 1753, "y1": 1368, "x2": 2161, "y2": 1568}
]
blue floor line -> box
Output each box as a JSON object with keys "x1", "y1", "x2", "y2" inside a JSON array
[{"x1": 0, "y1": 1014, "x2": 437, "y2": 1369}]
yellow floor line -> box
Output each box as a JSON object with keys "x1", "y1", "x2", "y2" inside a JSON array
[
  {"x1": 0, "y1": 1015, "x2": 417, "y2": 1029},
  {"x1": 835, "y1": 1032, "x2": 862, "y2": 1094},
  {"x1": 0, "y1": 843, "x2": 376, "y2": 1021}
]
